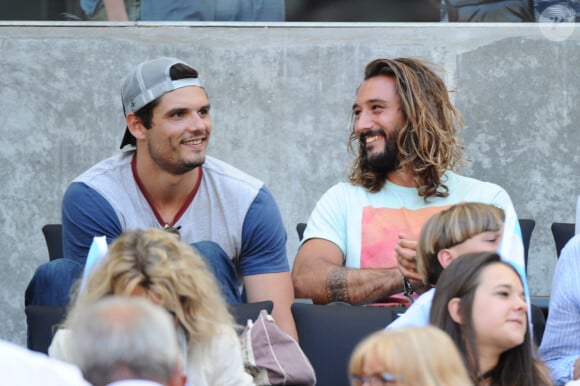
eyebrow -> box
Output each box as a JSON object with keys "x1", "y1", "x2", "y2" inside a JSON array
[
  {"x1": 165, "y1": 104, "x2": 211, "y2": 117},
  {"x1": 165, "y1": 107, "x2": 187, "y2": 116},
  {"x1": 352, "y1": 98, "x2": 387, "y2": 111},
  {"x1": 493, "y1": 283, "x2": 524, "y2": 294}
]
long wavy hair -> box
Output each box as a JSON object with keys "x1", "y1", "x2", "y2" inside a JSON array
[
  {"x1": 348, "y1": 58, "x2": 465, "y2": 198},
  {"x1": 66, "y1": 228, "x2": 234, "y2": 346},
  {"x1": 349, "y1": 326, "x2": 473, "y2": 386},
  {"x1": 430, "y1": 252, "x2": 552, "y2": 386},
  {"x1": 417, "y1": 202, "x2": 505, "y2": 286}
]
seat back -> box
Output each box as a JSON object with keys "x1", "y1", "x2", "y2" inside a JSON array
[
  {"x1": 530, "y1": 304, "x2": 546, "y2": 346},
  {"x1": 291, "y1": 303, "x2": 400, "y2": 386},
  {"x1": 228, "y1": 300, "x2": 273, "y2": 327},
  {"x1": 296, "y1": 222, "x2": 307, "y2": 242},
  {"x1": 551, "y1": 222, "x2": 575, "y2": 258},
  {"x1": 42, "y1": 223, "x2": 63, "y2": 260},
  {"x1": 25, "y1": 305, "x2": 67, "y2": 354},
  {"x1": 518, "y1": 218, "x2": 535, "y2": 271},
  {"x1": 25, "y1": 301, "x2": 272, "y2": 355}
]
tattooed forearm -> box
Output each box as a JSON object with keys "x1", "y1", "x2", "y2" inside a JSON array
[{"x1": 326, "y1": 267, "x2": 350, "y2": 303}]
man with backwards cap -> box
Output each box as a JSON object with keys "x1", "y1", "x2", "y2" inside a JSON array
[{"x1": 26, "y1": 57, "x2": 298, "y2": 340}]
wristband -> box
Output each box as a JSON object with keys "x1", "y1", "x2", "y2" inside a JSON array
[{"x1": 403, "y1": 276, "x2": 415, "y2": 304}]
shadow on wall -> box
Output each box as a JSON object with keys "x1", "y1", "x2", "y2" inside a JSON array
[{"x1": 285, "y1": 0, "x2": 442, "y2": 21}]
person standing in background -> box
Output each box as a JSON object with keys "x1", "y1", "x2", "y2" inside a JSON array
[{"x1": 81, "y1": 0, "x2": 285, "y2": 21}]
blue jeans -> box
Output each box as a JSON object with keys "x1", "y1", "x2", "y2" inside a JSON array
[
  {"x1": 194, "y1": 240, "x2": 242, "y2": 305},
  {"x1": 25, "y1": 240, "x2": 241, "y2": 307}
]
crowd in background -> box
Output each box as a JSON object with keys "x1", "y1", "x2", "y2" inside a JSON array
[{"x1": 0, "y1": 0, "x2": 578, "y2": 22}]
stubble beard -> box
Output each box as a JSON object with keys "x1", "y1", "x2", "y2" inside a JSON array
[{"x1": 147, "y1": 141, "x2": 205, "y2": 175}]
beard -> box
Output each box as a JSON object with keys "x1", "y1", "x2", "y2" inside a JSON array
[
  {"x1": 361, "y1": 128, "x2": 400, "y2": 174},
  {"x1": 147, "y1": 141, "x2": 205, "y2": 175}
]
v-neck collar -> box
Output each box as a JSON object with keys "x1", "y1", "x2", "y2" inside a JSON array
[{"x1": 131, "y1": 154, "x2": 202, "y2": 227}]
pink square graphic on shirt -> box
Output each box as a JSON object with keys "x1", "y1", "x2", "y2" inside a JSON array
[{"x1": 360, "y1": 205, "x2": 448, "y2": 269}]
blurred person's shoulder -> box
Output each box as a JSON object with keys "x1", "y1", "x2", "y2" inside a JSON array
[{"x1": 0, "y1": 339, "x2": 89, "y2": 386}]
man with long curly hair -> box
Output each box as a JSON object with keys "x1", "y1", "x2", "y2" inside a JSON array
[{"x1": 292, "y1": 57, "x2": 521, "y2": 307}]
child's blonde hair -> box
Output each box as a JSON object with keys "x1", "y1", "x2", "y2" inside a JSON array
[{"x1": 417, "y1": 202, "x2": 504, "y2": 286}]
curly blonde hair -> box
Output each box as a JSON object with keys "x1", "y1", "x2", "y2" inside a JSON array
[
  {"x1": 349, "y1": 326, "x2": 472, "y2": 386},
  {"x1": 349, "y1": 57, "x2": 465, "y2": 198},
  {"x1": 66, "y1": 228, "x2": 234, "y2": 345}
]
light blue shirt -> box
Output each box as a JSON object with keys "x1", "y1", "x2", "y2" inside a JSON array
[
  {"x1": 539, "y1": 235, "x2": 580, "y2": 386},
  {"x1": 387, "y1": 288, "x2": 434, "y2": 329}
]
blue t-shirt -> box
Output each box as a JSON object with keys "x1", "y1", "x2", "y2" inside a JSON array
[{"x1": 62, "y1": 152, "x2": 289, "y2": 278}]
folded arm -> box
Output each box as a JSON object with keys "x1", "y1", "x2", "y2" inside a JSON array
[{"x1": 292, "y1": 238, "x2": 408, "y2": 305}]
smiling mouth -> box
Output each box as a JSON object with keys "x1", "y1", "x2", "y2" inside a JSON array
[
  {"x1": 508, "y1": 319, "x2": 525, "y2": 326},
  {"x1": 359, "y1": 128, "x2": 386, "y2": 146},
  {"x1": 183, "y1": 138, "x2": 203, "y2": 145},
  {"x1": 365, "y1": 134, "x2": 383, "y2": 144}
]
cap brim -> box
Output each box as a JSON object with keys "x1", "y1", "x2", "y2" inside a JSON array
[{"x1": 120, "y1": 127, "x2": 136, "y2": 149}]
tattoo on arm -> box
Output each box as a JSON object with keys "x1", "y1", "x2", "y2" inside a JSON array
[{"x1": 326, "y1": 268, "x2": 350, "y2": 303}]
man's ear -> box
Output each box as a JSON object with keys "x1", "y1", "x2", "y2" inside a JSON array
[
  {"x1": 437, "y1": 249, "x2": 455, "y2": 269},
  {"x1": 168, "y1": 361, "x2": 186, "y2": 386},
  {"x1": 168, "y1": 373, "x2": 186, "y2": 386},
  {"x1": 126, "y1": 113, "x2": 147, "y2": 142},
  {"x1": 448, "y1": 297, "x2": 463, "y2": 325}
]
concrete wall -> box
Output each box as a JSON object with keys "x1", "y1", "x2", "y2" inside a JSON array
[{"x1": 1, "y1": 22, "x2": 578, "y2": 345}]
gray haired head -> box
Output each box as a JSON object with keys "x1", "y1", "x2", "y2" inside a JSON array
[{"x1": 69, "y1": 296, "x2": 182, "y2": 386}]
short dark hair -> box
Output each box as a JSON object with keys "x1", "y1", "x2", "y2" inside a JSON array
[{"x1": 134, "y1": 63, "x2": 200, "y2": 130}]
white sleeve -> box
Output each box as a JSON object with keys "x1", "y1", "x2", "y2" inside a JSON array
[
  {"x1": 48, "y1": 329, "x2": 73, "y2": 363},
  {"x1": 188, "y1": 326, "x2": 254, "y2": 386}
]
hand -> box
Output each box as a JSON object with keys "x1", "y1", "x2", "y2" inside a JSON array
[
  {"x1": 573, "y1": 357, "x2": 580, "y2": 380},
  {"x1": 395, "y1": 233, "x2": 422, "y2": 282}
]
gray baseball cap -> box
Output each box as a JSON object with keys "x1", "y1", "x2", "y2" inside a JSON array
[{"x1": 120, "y1": 57, "x2": 203, "y2": 149}]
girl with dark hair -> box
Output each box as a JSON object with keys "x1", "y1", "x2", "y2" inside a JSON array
[{"x1": 430, "y1": 252, "x2": 552, "y2": 386}]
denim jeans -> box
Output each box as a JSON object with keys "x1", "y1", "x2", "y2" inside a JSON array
[
  {"x1": 25, "y1": 240, "x2": 241, "y2": 307},
  {"x1": 193, "y1": 240, "x2": 242, "y2": 305}
]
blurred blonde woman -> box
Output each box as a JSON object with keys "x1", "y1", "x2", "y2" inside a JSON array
[
  {"x1": 349, "y1": 326, "x2": 473, "y2": 386},
  {"x1": 49, "y1": 228, "x2": 254, "y2": 386}
]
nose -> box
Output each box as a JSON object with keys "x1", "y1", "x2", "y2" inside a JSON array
[
  {"x1": 188, "y1": 112, "x2": 207, "y2": 131},
  {"x1": 514, "y1": 295, "x2": 527, "y2": 312},
  {"x1": 354, "y1": 109, "x2": 373, "y2": 137}
]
